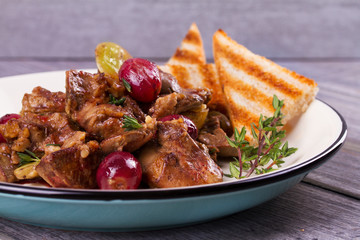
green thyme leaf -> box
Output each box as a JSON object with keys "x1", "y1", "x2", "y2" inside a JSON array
[
  {"x1": 259, "y1": 114, "x2": 264, "y2": 129},
  {"x1": 272, "y1": 94, "x2": 279, "y2": 109},
  {"x1": 251, "y1": 123, "x2": 258, "y2": 139},
  {"x1": 122, "y1": 115, "x2": 142, "y2": 131},
  {"x1": 17, "y1": 150, "x2": 41, "y2": 167},
  {"x1": 239, "y1": 127, "x2": 246, "y2": 141},
  {"x1": 285, "y1": 147, "x2": 298, "y2": 157},
  {"x1": 17, "y1": 153, "x2": 33, "y2": 162},
  {"x1": 242, "y1": 162, "x2": 251, "y2": 170},
  {"x1": 122, "y1": 78, "x2": 132, "y2": 93},
  {"x1": 274, "y1": 107, "x2": 281, "y2": 118},
  {"x1": 263, "y1": 117, "x2": 273, "y2": 127},
  {"x1": 109, "y1": 94, "x2": 126, "y2": 106},
  {"x1": 45, "y1": 144, "x2": 61, "y2": 147},
  {"x1": 24, "y1": 149, "x2": 40, "y2": 161},
  {"x1": 263, "y1": 126, "x2": 277, "y2": 132},
  {"x1": 281, "y1": 141, "x2": 288, "y2": 153},
  {"x1": 229, "y1": 161, "x2": 240, "y2": 179},
  {"x1": 226, "y1": 95, "x2": 297, "y2": 179},
  {"x1": 234, "y1": 128, "x2": 241, "y2": 142},
  {"x1": 226, "y1": 136, "x2": 239, "y2": 148},
  {"x1": 209, "y1": 147, "x2": 218, "y2": 154},
  {"x1": 259, "y1": 155, "x2": 271, "y2": 166}
]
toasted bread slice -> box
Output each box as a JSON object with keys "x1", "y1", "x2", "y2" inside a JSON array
[
  {"x1": 213, "y1": 29, "x2": 318, "y2": 144},
  {"x1": 160, "y1": 23, "x2": 227, "y2": 114},
  {"x1": 167, "y1": 23, "x2": 206, "y2": 65}
]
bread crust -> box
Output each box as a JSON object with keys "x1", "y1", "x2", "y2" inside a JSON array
[{"x1": 213, "y1": 29, "x2": 318, "y2": 144}]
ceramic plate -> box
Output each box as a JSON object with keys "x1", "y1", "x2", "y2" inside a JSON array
[{"x1": 0, "y1": 71, "x2": 347, "y2": 231}]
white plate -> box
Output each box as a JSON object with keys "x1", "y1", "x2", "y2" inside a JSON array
[{"x1": 0, "y1": 70, "x2": 347, "y2": 231}]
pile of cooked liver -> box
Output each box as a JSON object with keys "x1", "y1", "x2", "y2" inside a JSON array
[{"x1": 0, "y1": 69, "x2": 232, "y2": 189}]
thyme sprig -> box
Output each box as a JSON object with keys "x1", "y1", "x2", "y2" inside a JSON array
[
  {"x1": 45, "y1": 143, "x2": 61, "y2": 147},
  {"x1": 122, "y1": 115, "x2": 143, "y2": 131},
  {"x1": 225, "y1": 95, "x2": 297, "y2": 179},
  {"x1": 122, "y1": 78, "x2": 132, "y2": 93},
  {"x1": 17, "y1": 149, "x2": 41, "y2": 167},
  {"x1": 109, "y1": 94, "x2": 126, "y2": 106}
]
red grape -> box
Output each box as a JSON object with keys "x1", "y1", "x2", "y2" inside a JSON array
[
  {"x1": 96, "y1": 151, "x2": 142, "y2": 190},
  {"x1": 0, "y1": 114, "x2": 21, "y2": 143},
  {"x1": 159, "y1": 114, "x2": 198, "y2": 139},
  {"x1": 119, "y1": 58, "x2": 161, "y2": 102},
  {"x1": 0, "y1": 113, "x2": 20, "y2": 124}
]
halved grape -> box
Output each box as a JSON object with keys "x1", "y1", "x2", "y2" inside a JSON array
[
  {"x1": 119, "y1": 58, "x2": 162, "y2": 103},
  {"x1": 0, "y1": 114, "x2": 21, "y2": 143},
  {"x1": 95, "y1": 42, "x2": 132, "y2": 79},
  {"x1": 96, "y1": 151, "x2": 142, "y2": 190},
  {"x1": 158, "y1": 114, "x2": 198, "y2": 140}
]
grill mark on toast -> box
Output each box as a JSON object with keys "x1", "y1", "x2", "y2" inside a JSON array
[
  {"x1": 286, "y1": 69, "x2": 317, "y2": 87},
  {"x1": 167, "y1": 65, "x2": 192, "y2": 89},
  {"x1": 221, "y1": 70, "x2": 274, "y2": 113},
  {"x1": 172, "y1": 48, "x2": 204, "y2": 64},
  {"x1": 197, "y1": 64, "x2": 228, "y2": 114},
  {"x1": 184, "y1": 28, "x2": 202, "y2": 45},
  {"x1": 226, "y1": 96, "x2": 259, "y2": 133},
  {"x1": 213, "y1": 36, "x2": 302, "y2": 99}
]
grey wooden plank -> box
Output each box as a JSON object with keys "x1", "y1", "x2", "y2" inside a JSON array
[
  {"x1": 1, "y1": 0, "x2": 360, "y2": 59},
  {"x1": 277, "y1": 61, "x2": 360, "y2": 199},
  {"x1": 0, "y1": 183, "x2": 359, "y2": 239}
]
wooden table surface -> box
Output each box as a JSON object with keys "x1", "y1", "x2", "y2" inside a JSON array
[{"x1": 1, "y1": 0, "x2": 359, "y2": 239}]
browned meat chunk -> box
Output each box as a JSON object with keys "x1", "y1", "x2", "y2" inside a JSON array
[
  {"x1": 159, "y1": 69, "x2": 182, "y2": 94},
  {"x1": 0, "y1": 144, "x2": 17, "y2": 182},
  {"x1": 139, "y1": 119, "x2": 223, "y2": 188},
  {"x1": 65, "y1": 70, "x2": 109, "y2": 116},
  {"x1": 151, "y1": 69, "x2": 211, "y2": 119},
  {"x1": 66, "y1": 70, "x2": 156, "y2": 153},
  {"x1": 17, "y1": 86, "x2": 90, "y2": 154},
  {"x1": 15, "y1": 112, "x2": 88, "y2": 158},
  {"x1": 21, "y1": 86, "x2": 65, "y2": 114},
  {"x1": 0, "y1": 117, "x2": 46, "y2": 164},
  {"x1": 100, "y1": 116, "x2": 156, "y2": 153},
  {"x1": 198, "y1": 111, "x2": 236, "y2": 157},
  {"x1": 36, "y1": 141, "x2": 101, "y2": 188},
  {"x1": 149, "y1": 88, "x2": 211, "y2": 119}
]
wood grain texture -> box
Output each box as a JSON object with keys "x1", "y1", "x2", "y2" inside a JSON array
[
  {"x1": 1, "y1": 0, "x2": 360, "y2": 59},
  {"x1": 0, "y1": 183, "x2": 359, "y2": 239},
  {"x1": 276, "y1": 61, "x2": 360, "y2": 199}
]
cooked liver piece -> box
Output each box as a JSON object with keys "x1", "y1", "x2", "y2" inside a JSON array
[
  {"x1": 36, "y1": 142, "x2": 101, "y2": 188},
  {"x1": 21, "y1": 86, "x2": 65, "y2": 114},
  {"x1": 65, "y1": 70, "x2": 156, "y2": 153},
  {"x1": 139, "y1": 119, "x2": 223, "y2": 188}
]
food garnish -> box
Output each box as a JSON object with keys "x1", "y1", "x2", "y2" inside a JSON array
[
  {"x1": 122, "y1": 78, "x2": 132, "y2": 93},
  {"x1": 122, "y1": 115, "x2": 143, "y2": 131},
  {"x1": 158, "y1": 114, "x2": 198, "y2": 140},
  {"x1": 17, "y1": 149, "x2": 41, "y2": 168},
  {"x1": 109, "y1": 94, "x2": 126, "y2": 106},
  {"x1": 45, "y1": 144, "x2": 61, "y2": 147},
  {"x1": 225, "y1": 95, "x2": 297, "y2": 179}
]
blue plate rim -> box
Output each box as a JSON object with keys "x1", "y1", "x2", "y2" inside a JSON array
[{"x1": 0, "y1": 99, "x2": 347, "y2": 200}]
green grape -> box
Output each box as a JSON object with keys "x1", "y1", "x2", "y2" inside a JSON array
[{"x1": 95, "y1": 42, "x2": 132, "y2": 79}]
